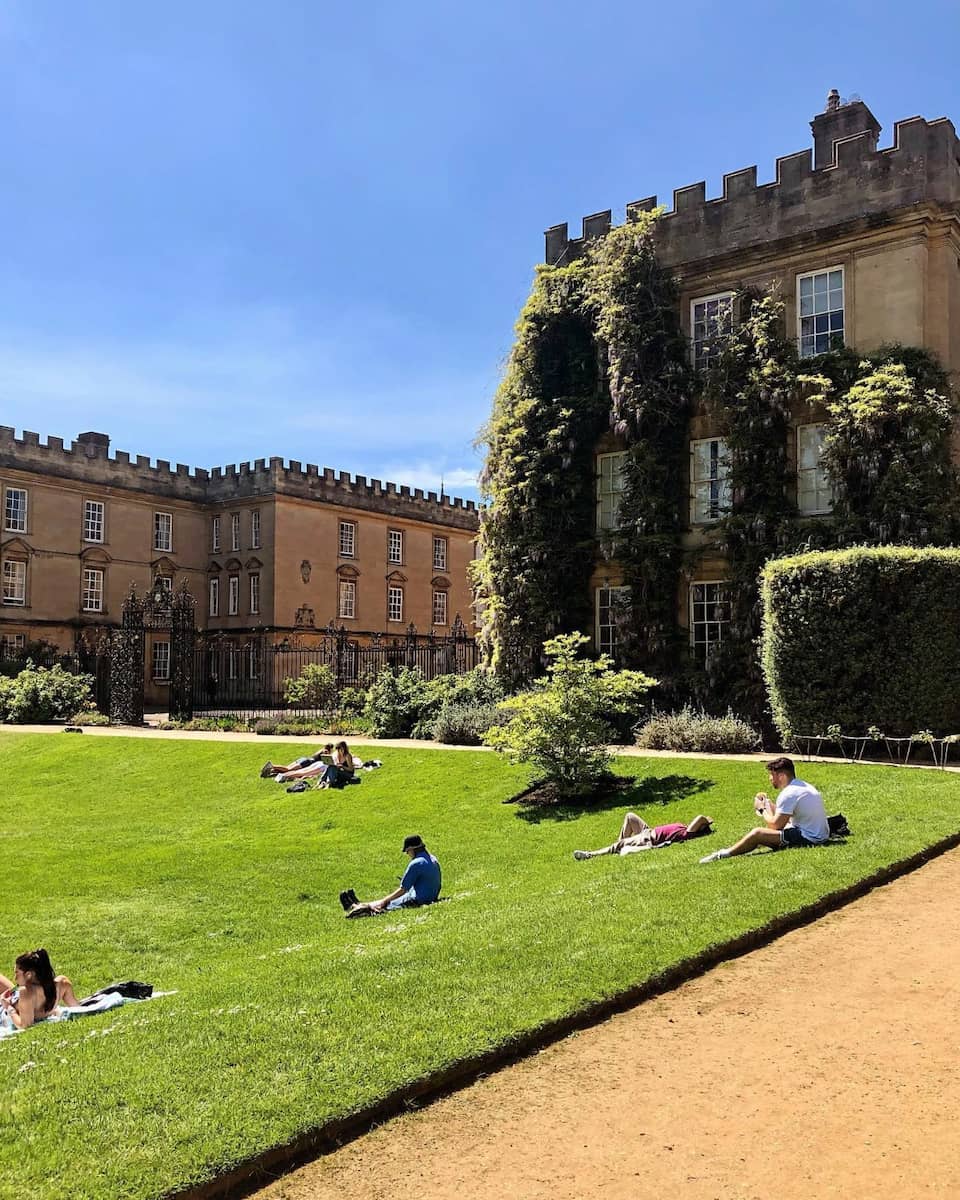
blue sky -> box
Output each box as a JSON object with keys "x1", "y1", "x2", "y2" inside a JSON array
[{"x1": 2, "y1": 1, "x2": 958, "y2": 501}]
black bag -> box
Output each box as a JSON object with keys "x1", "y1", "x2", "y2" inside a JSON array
[
  {"x1": 828, "y1": 812, "x2": 850, "y2": 838},
  {"x1": 80, "y1": 980, "x2": 153, "y2": 1005}
]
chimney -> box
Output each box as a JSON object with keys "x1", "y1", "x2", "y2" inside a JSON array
[
  {"x1": 811, "y1": 90, "x2": 882, "y2": 170},
  {"x1": 76, "y1": 431, "x2": 110, "y2": 459}
]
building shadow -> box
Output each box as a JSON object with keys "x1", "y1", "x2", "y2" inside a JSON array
[{"x1": 513, "y1": 773, "x2": 716, "y2": 824}]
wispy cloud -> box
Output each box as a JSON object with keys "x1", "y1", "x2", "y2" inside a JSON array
[{"x1": 0, "y1": 317, "x2": 495, "y2": 490}]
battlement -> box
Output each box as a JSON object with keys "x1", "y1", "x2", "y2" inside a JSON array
[
  {"x1": 0, "y1": 427, "x2": 478, "y2": 529},
  {"x1": 545, "y1": 97, "x2": 960, "y2": 271}
]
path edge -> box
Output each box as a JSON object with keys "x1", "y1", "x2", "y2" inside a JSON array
[{"x1": 167, "y1": 829, "x2": 960, "y2": 1200}]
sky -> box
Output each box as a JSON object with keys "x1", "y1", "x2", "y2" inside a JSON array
[{"x1": 2, "y1": 1, "x2": 959, "y2": 503}]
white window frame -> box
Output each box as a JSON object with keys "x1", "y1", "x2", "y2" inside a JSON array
[
  {"x1": 387, "y1": 584, "x2": 404, "y2": 623},
  {"x1": 227, "y1": 643, "x2": 239, "y2": 681},
  {"x1": 1, "y1": 633, "x2": 25, "y2": 659},
  {"x1": 228, "y1": 574, "x2": 240, "y2": 616},
  {"x1": 247, "y1": 642, "x2": 260, "y2": 680},
  {"x1": 797, "y1": 266, "x2": 845, "y2": 358},
  {"x1": 690, "y1": 292, "x2": 734, "y2": 371},
  {"x1": 152, "y1": 640, "x2": 171, "y2": 681},
  {"x1": 154, "y1": 574, "x2": 173, "y2": 595},
  {"x1": 432, "y1": 589, "x2": 448, "y2": 626},
  {"x1": 797, "y1": 424, "x2": 834, "y2": 516},
  {"x1": 338, "y1": 579, "x2": 356, "y2": 620},
  {"x1": 4, "y1": 487, "x2": 28, "y2": 534},
  {"x1": 250, "y1": 510, "x2": 261, "y2": 549},
  {"x1": 212, "y1": 515, "x2": 221, "y2": 553},
  {"x1": 433, "y1": 536, "x2": 447, "y2": 571},
  {"x1": 596, "y1": 452, "x2": 626, "y2": 532},
  {"x1": 209, "y1": 577, "x2": 220, "y2": 618},
  {"x1": 230, "y1": 512, "x2": 241, "y2": 552},
  {"x1": 83, "y1": 499, "x2": 105, "y2": 544},
  {"x1": 596, "y1": 586, "x2": 630, "y2": 660},
  {"x1": 339, "y1": 521, "x2": 356, "y2": 558},
  {"x1": 689, "y1": 581, "x2": 730, "y2": 661},
  {"x1": 388, "y1": 528, "x2": 404, "y2": 565},
  {"x1": 81, "y1": 567, "x2": 104, "y2": 613},
  {"x1": 690, "y1": 438, "x2": 731, "y2": 524},
  {"x1": 154, "y1": 511, "x2": 173, "y2": 552},
  {"x1": 249, "y1": 572, "x2": 260, "y2": 615},
  {"x1": 2, "y1": 559, "x2": 26, "y2": 606}
]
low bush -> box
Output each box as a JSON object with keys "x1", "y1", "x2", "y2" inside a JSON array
[
  {"x1": 68, "y1": 709, "x2": 111, "y2": 727},
  {"x1": 634, "y1": 706, "x2": 761, "y2": 754},
  {"x1": 282, "y1": 663, "x2": 337, "y2": 710},
  {"x1": 364, "y1": 667, "x2": 504, "y2": 739},
  {"x1": 761, "y1": 546, "x2": 960, "y2": 739},
  {"x1": 431, "y1": 701, "x2": 505, "y2": 746},
  {"x1": 0, "y1": 663, "x2": 94, "y2": 724},
  {"x1": 158, "y1": 715, "x2": 252, "y2": 732}
]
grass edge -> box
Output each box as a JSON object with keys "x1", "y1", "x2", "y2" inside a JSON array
[{"x1": 167, "y1": 826, "x2": 960, "y2": 1200}]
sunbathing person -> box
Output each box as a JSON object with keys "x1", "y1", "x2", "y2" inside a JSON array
[
  {"x1": 573, "y1": 811, "x2": 714, "y2": 860},
  {"x1": 261, "y1": 744, "x2": 333, "y2": 779},
  {"x1": 279, "y1": 741, "x2": 358, "y2": 787},
  {"x1": 0, "y1": 948, "x2": 78, "y2": 1030},
  {"x1": 340, "y1": 834, "x2": 441, "y2": 917}
]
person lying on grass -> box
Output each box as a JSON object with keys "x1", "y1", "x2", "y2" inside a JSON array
[
  {"x1": 0, "y1": 948, "x2": 78, "y2": 1030},
  {"x1": 573, "y1": 811, "x2": 714, "y2": 860},
  {"x1": 340, "y1": 834, "x2": 441, "y2": 918},
  {"x1": 261, "y1": 744, "x2": 333, "y2": 779},
  {"x1": 276, "y1": 741, "x2": 358, "y2": 787},
  {"x1": 699, "y1": 755, "x2": 829, "y2": 864}
]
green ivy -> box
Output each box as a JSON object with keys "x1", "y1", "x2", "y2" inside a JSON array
[{"x1": 479, "y1": 220, "x2": 959, "y2": 727}]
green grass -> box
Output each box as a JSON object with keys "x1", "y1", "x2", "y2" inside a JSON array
[{"x1": 2, "y1": 732, "x2": 959, "y2": 1199}]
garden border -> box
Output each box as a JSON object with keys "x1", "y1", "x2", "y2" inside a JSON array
[{"x1": 168, "y1": 825, "x2": 960, "y2": 1200}]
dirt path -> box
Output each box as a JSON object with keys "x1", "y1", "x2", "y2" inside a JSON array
[{"x1": 254, "y1": 847, "x2": 960, "y2": 1200}]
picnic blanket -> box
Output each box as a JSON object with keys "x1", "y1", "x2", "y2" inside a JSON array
[{"x1": 0, "y1": 988, "x2": 172, "y2": 1040}]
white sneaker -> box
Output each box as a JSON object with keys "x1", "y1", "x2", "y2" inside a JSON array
[
  {"x1": 572, "y1": 850, "x2": 592, "y2": 861},
  {"x1": 699, "y1": 849, "x2": 731, "y2": 864}
]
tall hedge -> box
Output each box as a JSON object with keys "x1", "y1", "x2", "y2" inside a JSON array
[{"x1": 761, "y1": 546, "x2": 960, "y2": 739}]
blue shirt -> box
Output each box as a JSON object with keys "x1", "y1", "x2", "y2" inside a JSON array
[{"x1": 400, "y1": 851, "x2": 442, "y2": 904}]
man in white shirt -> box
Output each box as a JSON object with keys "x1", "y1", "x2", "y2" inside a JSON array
[{"x1": 700, "y1": 756, "x2": 830, "y2": 864}]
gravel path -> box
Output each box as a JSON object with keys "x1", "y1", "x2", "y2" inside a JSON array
[{"x1": 253, "y1": 846, "x2": 960, "y2": 1200}]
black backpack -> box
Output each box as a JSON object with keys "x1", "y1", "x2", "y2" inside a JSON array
[{"x1": 828, "y1": 813, "x2": 851, "y2": 838}]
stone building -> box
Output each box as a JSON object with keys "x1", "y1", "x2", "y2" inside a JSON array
[
  {"x1": 0, "y1": 427, "x2": 478, "y2": 702},
  {"x1": 543, "y1": 92, "x2": 960, "y2": 659}
]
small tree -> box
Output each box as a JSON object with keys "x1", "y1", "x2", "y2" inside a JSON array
[
  {"x1": 283, "y1": 663, "x2": 336, "y2": 711},
  {"x1": 483, "y1": 632, "x2": 655, "y2": 796}
]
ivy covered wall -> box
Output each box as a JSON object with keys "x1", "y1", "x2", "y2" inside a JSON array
[{"x1": 476, "y1": 211, "x2": 960, "y2": 720}]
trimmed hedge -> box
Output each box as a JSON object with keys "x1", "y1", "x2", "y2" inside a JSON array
[{"x1": 761, "y1": 546, "x2": 960, "y2": 739}]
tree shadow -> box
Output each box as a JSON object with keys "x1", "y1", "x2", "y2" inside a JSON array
[{"x1": 513, "y1": 774, "x2": 716, "y2": 824}]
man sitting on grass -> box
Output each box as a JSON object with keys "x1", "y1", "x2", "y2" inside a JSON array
[
  {"x1": 699, "y1": 756, "x2": 829, "y2": 864},
  {"x1": 573, "y1": 811, "x2": 713, "y2": 860},
  {"x1": 340, "y1": 835, "x2": 441, "y2": 918}
]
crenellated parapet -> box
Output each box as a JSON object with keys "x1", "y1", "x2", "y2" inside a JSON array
[
  {"x1": 0, "y1": 427, "x2": 478, "y2": 530},
  {"x1": 545, "y1": 103, "x2": 960, "y2": 271}
]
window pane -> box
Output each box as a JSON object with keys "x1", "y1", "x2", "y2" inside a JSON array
[{"x1": 5, "y1": 489, "x2": 27, "y2": 533}]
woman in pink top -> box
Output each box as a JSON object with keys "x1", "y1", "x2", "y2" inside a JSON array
[{"x1": 573, "y1": 811, "x2": 713, "y2": 860}]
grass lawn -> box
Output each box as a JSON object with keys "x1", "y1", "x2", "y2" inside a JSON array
[{"x1": 2, "y1": 732, "x2": 960, "y2": 1199}]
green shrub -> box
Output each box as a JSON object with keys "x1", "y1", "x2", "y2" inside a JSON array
[
  {"x1": 337, "y1": 686, "x2": 367, "y2": 717},
  {"x1": 159, "y1": 715, "x2": 251, "y2": 732},
  {"x1": 282, "y1": 663, "x2": 337, "y2": 710},
  {"x1": 483, "y1": 632, "x2": 655, "y2": 796},
  {"x1": 364, "y1": 668, "x2": 504, "y2": 739},
  {"x1": 68, "y1": 710, "x2": 111, "y2": 727},
  {"x1": 0, "y1": 663, "x2": 94, "y2": 724},
  {"x1": 598, "y1": 669, "x2": 658, "y2": 742},
  {"x1": 431, "y1": 701, "x2": 505, "y2": 746},
  {"x1": 634, "y1": 705, "x2": 761, "y2": 753},
  {"x1": 761, "y1": 546, "x2": 960, "y2": 739}
]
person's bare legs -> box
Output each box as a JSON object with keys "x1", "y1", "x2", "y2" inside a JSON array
[
  {"x1": 574, "y1": 812, "x2": 649, "y2": 860},
  {"x1": 277, "y1": 762, "x2": 327, "y2": 783},
  {"x1": 55, "y1": 975, "x2": 78, "y2": 1007},
  {"x1": 701, "y1": 826, "x2": 782, "y2": 862}
]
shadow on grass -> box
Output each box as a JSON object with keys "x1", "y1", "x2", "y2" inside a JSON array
[{"x1": 514, "y1": 774, "x2": 716, "y2": 824}]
